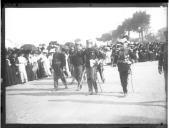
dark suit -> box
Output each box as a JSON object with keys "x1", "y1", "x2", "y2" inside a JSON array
[
  {"x1": 52, "y1": 52, "x2": 67, "y2": 88},
  {"x1": 70, "y1": 50, "x2": 85, "y2": 89},
  {"x1": 117, "y1": 47, "x2": 132, "y2": 94}
]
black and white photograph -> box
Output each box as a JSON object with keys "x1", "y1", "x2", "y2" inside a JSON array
[{"x1": 4, "y1": 5, "x2": 167, "y2": 124}]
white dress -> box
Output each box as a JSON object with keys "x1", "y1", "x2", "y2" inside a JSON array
[
  {"x1": 41, "y1": 55, "x2": 51, "y2": 76},
  {"x1": 18, "y1": 56, "x2": 28, "y2": 83}
]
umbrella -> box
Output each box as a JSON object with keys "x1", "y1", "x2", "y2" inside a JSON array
[{"x1": 20, "y1": 44, "x2": 38, "y2": 51}]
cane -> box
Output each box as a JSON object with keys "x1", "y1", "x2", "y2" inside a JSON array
[
  {"x1": 129, "y1": 65, "x2": 134, "y2": 93},
  {"x1": 97, "y1": 73, "x2": 103, "y2": 93}
]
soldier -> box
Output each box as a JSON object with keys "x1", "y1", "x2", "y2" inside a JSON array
[
  {"x1": 117, "y1": 36, "x2": 133, "y2": 96},
  {"x1": 84, "y1": 39, "x2": 100, "y2": 95},
  {"x1": 52, "y1": 44, "x2": 68, "y2": 89},
  {"x1": 158, "y1": 30, "x2": 168, "y2": 99},
  {"x1": 71, "y1": 41, "x2": 85, "y2": 91}
]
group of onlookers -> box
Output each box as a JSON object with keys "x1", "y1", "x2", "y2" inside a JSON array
[
  {"x1": 5, "y1": 40, "x2": 164, "y2": 87},
  {"x1": 5, "y1": 47, "x2": 54, "y2": 86},
  {"x1": 110, "y1": 41, "x2": 163, "y2": 66}
]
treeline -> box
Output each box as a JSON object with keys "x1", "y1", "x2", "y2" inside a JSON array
[{"x1": 97, "y1": 11, "x2": 166, "y2": 43}]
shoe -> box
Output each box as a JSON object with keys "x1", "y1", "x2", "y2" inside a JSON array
[
  {"x1": 80, "y1": 85, "x2": 82, "y2": 89},
  {"x1": 88, "y1": 92, "x2": 93, "y2": 95},
  {"x1": 102, "y1": 79, "x2": 105, "y2": 83},
  {"x1": 54, "y1": 86, "x2": 58, "y2": 90},
  {"x1": 76, "y1": 87, "x2": 80, "y2": 91},
  {"x1": 123, "y1": 92, "x2": 128, "y2": 97}
]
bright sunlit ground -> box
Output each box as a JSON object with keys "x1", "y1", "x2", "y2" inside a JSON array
[{"x1": 6, "y1": 61, "x2": 166, "y2": 124}]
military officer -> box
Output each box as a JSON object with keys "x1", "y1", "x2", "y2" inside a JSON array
[
  {"x1": 52, "y1": 44, "x2": 68, "y2": 89},
  {"x1": 117, "y1": 36, "x2": 133, "y2": 96},
  {"x1": 84, "y1": 39, "x2": 100, "y2": 95},
  {"x1": 71, "y1": 40, "x2": 85, "y2": 91}
]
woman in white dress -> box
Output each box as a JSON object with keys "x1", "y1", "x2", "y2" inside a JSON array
[
  {"x1": 41, "y1": 50, "x2": 52, "y2": 77},
  {"x1": 17, "y1": 52, "x2": 28, "y2": 84}
]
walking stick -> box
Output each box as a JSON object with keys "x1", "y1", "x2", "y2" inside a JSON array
[
  {"x1": 97, "y1": 72, "x2": 103, "y2": 93},
  {"x1": 129, "y1": 65, "x2": 134, "y2": 93}
]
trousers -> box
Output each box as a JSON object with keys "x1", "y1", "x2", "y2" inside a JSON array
[
  {"x1": 119, "y1": 71, "x2": 129, "y2": 93},
  {"x1": 53, "y1": 65, "x2": 67, "y2": 87},
  {"x1": 86, "y1": 66, "x2": 98, "y2": 93}
]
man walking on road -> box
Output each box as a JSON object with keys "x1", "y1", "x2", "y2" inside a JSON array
[
  {"x1": 52, "y1": 44, "x2": 68, "y2": 89},
  {"x1": 117, "y1": 36, "x2": 133, "y2": 96},
  {"x1": 84, "y1": 39, "x2": 100, "y2": 95},
  {"x1": 70, "y1": 40, "x2": 85, "y2": 91}
]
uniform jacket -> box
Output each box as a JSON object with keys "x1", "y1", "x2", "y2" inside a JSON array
[
  {"x1": 117, "y1": 47, "x2": 132, "y2": 72},
  {"x1": 70, "y1": 50, "x2": 84, "y2": 66},
  {"x1": 84, "y1": 48, "x2": 102, "y2": 68},
  {"x1": 52, "y1": 52, "x2": 66, "y2": 68}
]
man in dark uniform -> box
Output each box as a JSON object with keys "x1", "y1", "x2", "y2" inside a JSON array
[
  {"x1": 70, "y1": 40, "x2": 85, "y2": 91},
  {"x1": 158, "y1": 30, "x2": 168, "y2": 99},
  {"x1": 117, "y1": 36, "x2": 133, "y2": 96},
  {"x1": 84, "y1": 39, "x2": 100, "y2": 95},
  {"x1": 52, "y1": 44, "x2": 68, "y2": 89}
]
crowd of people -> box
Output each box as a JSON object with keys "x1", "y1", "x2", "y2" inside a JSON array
[
  {"x1": 5, "y1": 38, "x2": 165, "y2": 96},
  {"x1": 110, "y1": 41, "x2": 163, "y2": 66}
]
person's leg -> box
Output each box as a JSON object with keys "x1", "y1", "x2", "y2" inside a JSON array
[
  {"x1": 73, "y1": 66, "x2": 79, "y2": 89},
  {"x1": 86, "y1": 67, "x2": 93, "y2": 94},
  {"x1": 91, "y1": 66, "x2": 98, "y2": 94},
  {"x1": 78, "y1": 65, "x2": 83, "y2": 89},
  {"x1": 53, "y1": 70, "x2": 58, "y2": 89},
  {"x1": 164, "y1": 70, "x2": 168, "y2": 100},
  {"x1": 60, "y1": 68, "x2": 68, "y2": 88},
  {"x1": 122, "y1": 71, "x2": 129, "y2": 94},
  {"x1": 119, "y1": 71, "x2": 128, "y2": 94}
]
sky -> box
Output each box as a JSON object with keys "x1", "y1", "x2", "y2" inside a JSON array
[{"x1": 5, "y1": 7, "x2": 167, "y2": 48}]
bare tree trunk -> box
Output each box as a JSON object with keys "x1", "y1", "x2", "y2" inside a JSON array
[
  {"x1": 138, "y1": 32, "x2": 141, "y2": 42},
  {"x1": 141, "y1": 30, "x2": 144, "y2": 43}
]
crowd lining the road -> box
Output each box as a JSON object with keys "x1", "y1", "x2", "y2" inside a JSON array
[{"x1": 5, "y1": 40, "x2": 164, "y2": 86}]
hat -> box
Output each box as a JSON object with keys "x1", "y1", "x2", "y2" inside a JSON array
[{"x1": 43, "y1": 50, "x2": 48, "y2": 53}]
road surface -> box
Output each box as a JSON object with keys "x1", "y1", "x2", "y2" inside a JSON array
[{"x1": 6, "y1": 61, "x2": 167, "y2": 124}]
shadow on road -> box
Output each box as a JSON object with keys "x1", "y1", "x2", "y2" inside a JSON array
[
  {"x1": 7, "y1": 90, "x2": 166, "y2": 108},
  {"x1": 48, "y1": 99, "x2": 166, "y2": 108}
]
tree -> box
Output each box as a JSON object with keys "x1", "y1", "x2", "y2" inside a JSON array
[
  {"x1": 96, "y1": 33, "x2": 112, "y2": 42},
  {"x1": 131, "y1": 11, "x2": 150, "y2": 42},
  {"x1": 122, "y1": 18, "x2": 133, "y2": 39}
]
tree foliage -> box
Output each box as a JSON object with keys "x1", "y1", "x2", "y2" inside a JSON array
[
  {"x1": 132, "y1": 11, "x2": 150, "y2": 32},
  {"x1": 96, "y1": 33, "x2": 112, "y2": 42},
  {"x1": 111, "y1": 11, "x2": 150, "y2": 42}
]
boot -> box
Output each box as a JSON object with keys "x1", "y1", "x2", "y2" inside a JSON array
[
  {"x1": 54, "y1": 81, "x2": 58, "y2": 89},
  {"x1": 88, "y1": 91, "x2": 93, "y2": 95},
  {"x1": 65, "y1": 84, "x2": 68, "y2": 89}
]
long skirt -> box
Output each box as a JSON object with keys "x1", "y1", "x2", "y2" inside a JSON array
[
  {"x1": 5, "y1": 65, "x2": 13, "y2": 86},
  {"x1": 11, "y1": 65, "x2": 21, "y2": 85}
]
